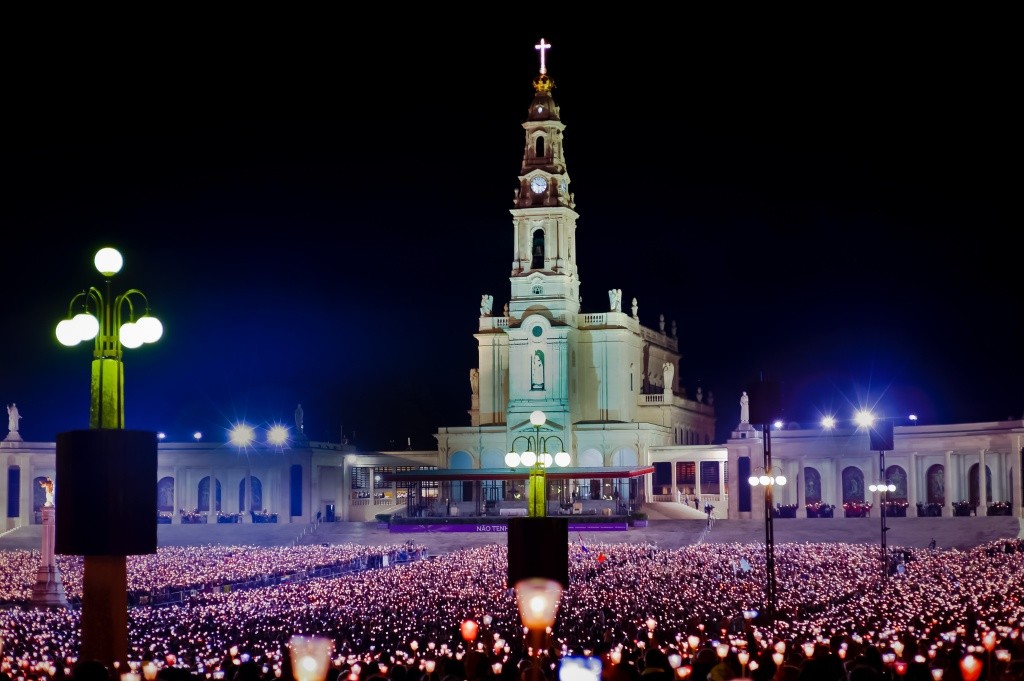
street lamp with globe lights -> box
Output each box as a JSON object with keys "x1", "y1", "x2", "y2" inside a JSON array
[
  {"x1": 55, "y1": 247, "x2": 163, "y2": 428},
  {"x1": 748, "y1": 466, "x2": 786, "y2": 623},
  {"x1": 504, "y1": 410, "x2": 569, "y2": 517},
  {"x1": 53, "y1": 246, "x2": 163, "y2": 669}
]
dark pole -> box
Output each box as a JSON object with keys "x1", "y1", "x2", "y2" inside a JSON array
[
  {"x1": 879, "y1": 449, "x2": 888, "y2": 587},
  {"x1": 764, "y1": 425, "x2": 776, "y2": 624}
]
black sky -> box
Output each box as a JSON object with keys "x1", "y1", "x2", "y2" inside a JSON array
[{"x1": 2, "y1": 14, "x2": 1019, "y2": 447}]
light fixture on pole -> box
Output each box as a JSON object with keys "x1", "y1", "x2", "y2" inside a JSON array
[
  {"x1": 55, "y1": 247, "x2": 163, "y2": 427},
  {"x1": 53, "y1": 247, "x2": 163, "y2": 670},
  {"x1": 867, "y1": 415, "x2": 895, "y2": 587},
  {"x1": 505, "y1": 410, "x2": 569, "y2": 517},
  {"x1": 746, "y1": 380, "x2": 782, "y2": 625},
  {"x1": 748, "y1": 466, "x2": 786, "y2": 623}
]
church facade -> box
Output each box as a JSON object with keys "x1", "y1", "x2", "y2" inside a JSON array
[{"x1": 1, "y1": 40, "x2": 1020, "y2": 532}]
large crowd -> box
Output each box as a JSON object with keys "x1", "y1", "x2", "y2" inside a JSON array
[{"x1": 1, "y1": 536, "x2": 1023, "y2": 680}]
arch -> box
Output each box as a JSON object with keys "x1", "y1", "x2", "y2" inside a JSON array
[
  {"x1": 448, "y1": 450, "x2": 474, "y2": 503},
  {"x1": 842, "y1": 466, "x2": 865, "y2": 504},
  {"x1": 610, "y1": 448, "x2": 638, "y2": 467},
  {"x1": 535, "y1": 135, "x2": 545, "y2": 159},
  {"x1": 578, "y1": 448, "x2": 602, "y2": 467},
  {"x1": 198, "y1": 476, "x2": 222, "y2": 513},
  {"x1": 449, "y1": 451, "x2": 474, "y2": 469},
  {"x1": 609, "y1": 448, "x2": 638, "y2": 503},
  {"x1": 925, "y1": 464, "x2": 945, "y2": 504},
  {"x1": 32, "y1": 475, "x2": 48, "y2": 512},
  {"x1": 480, "y1": 449, "x2": 506, "y2": 469},
  {"x1": 803, "y1": 467, "x2": 822, "y2": 504},
  {"x1": 968, "y1": 463, "x2": 992, "y2": 507},
  {"x1": 238, "y1": 476, "x2": 263, "y2": 512},
  {"x1": 885, "y1": 465, "x2": 908, "y2": 501},
  {"x1": 531, "y1": 229, "x2": 545, "y2": 269},
  {"x1": 157, "y1": 476, "x2": 174, "y2": 512}
]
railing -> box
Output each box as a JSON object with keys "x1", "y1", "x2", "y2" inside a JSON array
[
  {"x1": 650, "y1": 493, "x2": 726, "y2": 509},
  {"x1": 640, "y1": 327, "x2": 678, "y2": 351},
  {"x1": 479, "y1": 317, "x2": 510, "y2": 330},
  {"x1": 642, "y1": 394, "x2": 665, "y2": 404}
]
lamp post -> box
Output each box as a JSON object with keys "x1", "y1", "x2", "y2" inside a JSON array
[
  {"x1": 748, "y1": 464, "x2": 786, "y2": 624},
  {"x1": 869, "y1": 478, "x2": 895, "y2": 585},
  {"x1": 866, "y1": 416, "x2": 895, "y2": 588},
  {"x1": 56, "y1": 247, "x2": 163, "y2": 428},
  {"x1": 505, "y1": 410, "x2": 570, "y2": 517},
  {"x1": 55, "y1": 247, "x2": 162, "y2": 668}
]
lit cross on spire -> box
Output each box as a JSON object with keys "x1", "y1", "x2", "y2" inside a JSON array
[{"x1": 535, "y1": 38, "x2": 551, "y2": 74}]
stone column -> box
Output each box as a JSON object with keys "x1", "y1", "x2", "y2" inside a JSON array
[
  {"x1": 670, "y1": 460, "x2": 678, "y2": 501},
  {"x1": 718, "y1": 460, "x2": 725, "y2": 506},
  {"x1": 173, "y1": 466, "x2": 183, "y2": 524},
  {"x1": 694, "y1": 460, "x2": 703, "y2": 508},
  {"x1": 1013, "y1": 438, "x2": 1024, "y2": 517},
  {"x1": 30, "y1": 505, "x2": 69, "y2": 608},
  {"x1": 944, "y1": 450, "x2": 953, "y2": 516},
  {"x1": 907, "y1": 453, "x2": 918, "y2": 515},
  {"x1": 978, "y1": 449, "x2": 987, "y2": 510},
  {"x1": 834, "y1": 459, "x2": 843, "y2": 509},
  {"x1": 794, "y1": 462, "x2": 802, "y2": 516}
]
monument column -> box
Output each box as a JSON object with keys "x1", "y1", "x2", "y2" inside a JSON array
[{"x1": 31, "y1": 479, "x2": 69, "y2": 608}]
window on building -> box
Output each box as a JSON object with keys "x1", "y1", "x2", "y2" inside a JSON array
[
  {"x1": 676, "y1": 462, "x2": 695, "y2": 493},
  {"x1": 531, "y1": 229, "x2": 545, "y2": 269},
  {"x1": 290, "y1": 464, "x2": 302, "y2": 517},
  {"x1": 419, "y1": 466, "x2": 439, "y2": 492},
  {"x1": 7, "y1": 466, "x2": 19, "y2": 518},
  {"x1": 351, "y1": 467, "x2": 370, "y2": 490}
]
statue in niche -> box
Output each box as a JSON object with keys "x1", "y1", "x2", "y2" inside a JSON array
[
  {"x1": 531, "y1": 350, "x2": 545, "y2": 390},
  {"x1": 469, "y1": 368, "x2": 479, "y2": 395}
]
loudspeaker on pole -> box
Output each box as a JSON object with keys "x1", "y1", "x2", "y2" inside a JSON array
[
  {"x1": 869, "y1": 419, "x2": 895, "y2": 451},
  {"x1": 746, "y1": 380, "x2": 782, "y2": 426}
]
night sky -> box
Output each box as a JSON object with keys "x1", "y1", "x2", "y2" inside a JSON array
[{"x1": 3, "y1": 16, "x2": 1018, "y2": 448}]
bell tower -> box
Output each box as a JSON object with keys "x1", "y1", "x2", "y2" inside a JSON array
[{"x1": 508, "y1": 38, "x2": 580, "y2": 325}]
